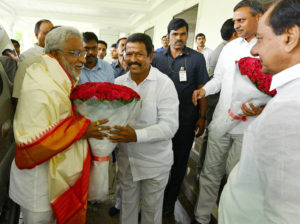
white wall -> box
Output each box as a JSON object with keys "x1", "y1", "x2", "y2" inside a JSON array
[
  {"x1": 130, "y1": 0, "x2": 240, "y2": 50},
  {"x1": 131, "y1": 0, "x2": 198, "y2": 49},
  {"x1": 1, "y1": 0, "x2": 241, "y2": 54},
  {"x1": 195, "y1": 0, "x2": 240, "y2": 50}
]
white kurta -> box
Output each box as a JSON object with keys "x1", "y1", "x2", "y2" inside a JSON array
[
  {"x1": 10, "y1": 55, "x2": 88, "y2": 213},
  {"x1": 219, "y1": 63, "x2": 300, "y2": 224},
  {"x1": 114, "y1": 66, "x2": 179, "y2": 181},
  {"x1": 19, "y1": 44, "x2": 44, "y2": 62},
  {"x1": 203, "y1": 37, "x2": 257, "y2": 134}
]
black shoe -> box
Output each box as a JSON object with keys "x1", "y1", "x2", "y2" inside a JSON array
[
  {"x1": 108, "y1": 206, "x2": 120, "y2": 216},
  {"x1": 162, "y1": 215, "x2": 175, "y2": 224},
  {"x1": 162, "y1": 204, "x2": 175, "y2": 218},
  {"x1": 210, "y1": 215, "x2": 218, "y2": 224}
]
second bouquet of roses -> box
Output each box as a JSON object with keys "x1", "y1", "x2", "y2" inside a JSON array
[
  {"x1": 71, "y1": 82, "x2": 141, "y2": 201},
  {"x1": 209, "y1": 57, "x2": 276, "y2": 139}
]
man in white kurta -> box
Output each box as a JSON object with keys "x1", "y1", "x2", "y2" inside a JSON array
[
  {"x1": 219, "y1": 1, "x2": 300, "y2": 223},
  {"x1": 9, "y1": 26, "x2": 108, "y2": 224},
  {"x1": 191, "y1": 1, "x2": 265, "y2": 224},
  {"x1": 109, "y1": 33, "x2": 179, "y2": 224},
  {"x1": 12, "y1": 19, "x2": 53, "y2": 100}
]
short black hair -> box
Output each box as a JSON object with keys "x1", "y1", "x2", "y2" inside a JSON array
[
  {"x1": 161, "y1": 35, "x2": 167, "y2": 40},
  {"x1": 111, "y1": 43, "x2": 117, "y2": 48},
  {"x1": 82, "y1": 32, "x2": 98, "y2": 43},
  {"x1": 195, "y1": 33, "x2": 205, "y2": 40},
  {"x1": 126, "y1": 33, "x2": 153, "y2": 56},
  {"x1": 98, "y1": 40, "x2": 107, "y2": 49},
  {"x1": 10, "y1": 39, "x2": 20, "y2": 48},
  {"x1": 234, "y1": 0, "x2": 265, "y2": 16},
  {"x1": 116, "y1": 37, "x2": 127, "y2": 48},
  {"x1": 221, "y1": 19, "x2": 236, "y2": 41},
  {"x1": 269, "y1": 0, "x2": 300, "y2": 35},
  {"x1": 167, "y1": 18, "x2": 189, "y2": 35},
  {"x1": 34, "y1": 19, "x2": 52, "y2": 33}
]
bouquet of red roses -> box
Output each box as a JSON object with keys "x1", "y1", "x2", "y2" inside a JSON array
[
  {"x1": 71, "y1": 82, "x2": 141, "y2": 201},
  {"x1": 209, "y1": 57, "x2": 276, "y2": 138}
]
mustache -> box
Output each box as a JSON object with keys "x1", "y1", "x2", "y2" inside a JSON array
[
  {"x1": 128, "y1": 62, "x2": 142, "y2": 67},
  {"x1": 86, "y1": 54, "x2": 96, "y2": 58},
  {"x1": 175, "y1": 40, "x2": 184, "y2": 44}
]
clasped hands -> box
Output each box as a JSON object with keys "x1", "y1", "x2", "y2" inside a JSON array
[{"x1": 83, "y1": 119, "x2": 137, "y2": 143}]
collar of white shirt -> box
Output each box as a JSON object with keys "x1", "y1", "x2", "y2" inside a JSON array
[
  {"x1": 126, "y1": 66, "x2": 157, "y2": 82},
  {"x1": 270, "y1": 63, "x2": 300, "y2": 91},
  {"x1": 34, "y1": 44, "x2": 44, "y2": 51}
]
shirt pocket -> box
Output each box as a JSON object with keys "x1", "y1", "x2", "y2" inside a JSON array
[{"x1": 137, "y1": 100, "x2": 157, "y2": 126}]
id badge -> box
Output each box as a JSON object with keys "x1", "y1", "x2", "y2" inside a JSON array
[{"x1": 179, "y1": 69, "x2": 187, "y2": 82}]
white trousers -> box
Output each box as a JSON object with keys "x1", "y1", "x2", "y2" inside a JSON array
[
  {"x1": 119, "y1": 166, "x2": 169, "y2": 224},
  {"x1": 194, "y1": 132, "x2": 243, "y2": 224},
  {"x1": 21, "y1": 207, "x2": 55, "y2": 224}
]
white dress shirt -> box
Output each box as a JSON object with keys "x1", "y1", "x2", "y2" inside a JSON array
[
  {"x1": 19, "y1": 44, "x2": 44, "y2": 62},
  {"x1": 197, "y1": 47, "x2": 213, "y2": 73},
  {"x1": 219, "y1": 63, "x2": 300, "y2": 224},
  {"x1": 115, "y1": 66, "x2": 179, "y2": 181},
  {"x1": 203, "y1": 37, "x2": 257, "y2": 134}
]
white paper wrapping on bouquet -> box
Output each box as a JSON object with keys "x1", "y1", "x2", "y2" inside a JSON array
[
  {"x1": 209, "y1": 64, "x2": 271, "y2": 139},
  {"x1": 73, "y1": 98, "x2": 141, "y2": 201}
]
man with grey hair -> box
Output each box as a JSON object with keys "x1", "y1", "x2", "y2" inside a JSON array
[
  {"x1": 192, "y1": 1, "x2": 265, "y2": 223},
  {"x1": 9, "y1": 26, "x2": 109, "y2": 224}
]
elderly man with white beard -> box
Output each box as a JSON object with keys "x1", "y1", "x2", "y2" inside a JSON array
[{"x1": 9, "y1": 26, "x2": 109, "y2": 224}]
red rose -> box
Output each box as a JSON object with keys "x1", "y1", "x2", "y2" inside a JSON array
[
  {"x1": 237, "y1": 57, "x2": 277, "y2": 97},
  {"x1": 70, "y1": 82, "x2": 140, "y2": 103}
]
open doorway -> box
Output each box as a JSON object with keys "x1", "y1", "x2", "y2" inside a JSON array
[
  {"x1": 144, "y1": 26, "x2": 154, "y2": 41},
  {"x1": 173, "y1": 5, "x2": 198, "y2": 48}
]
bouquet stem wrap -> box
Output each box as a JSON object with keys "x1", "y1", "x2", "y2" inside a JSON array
[
  {"x1": 71, "y1": 82, "x2": 141, "y2": 201},
  {"x1": 209, "y1": 57, "x2": 276, "y2": 139}
]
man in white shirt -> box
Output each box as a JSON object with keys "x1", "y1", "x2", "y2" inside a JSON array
[
  {"x1": 219, "y1": 0, "x2": 300, "y2": 223},
  {"x1": 195, "y1": 33, "x2": 213, "y2": 73},
  {"x1": 191, "y1": 1, "x2": 264, "y2": 224},
  {"x1": 19, "y1": 19, "x2": 53, "y2": 62},
  {"x1": 108, "y1": 33, "x2": 179, "y2": 224},
  {"x1": 13, "y1": 19, "x2": 53, "y2": 100}
]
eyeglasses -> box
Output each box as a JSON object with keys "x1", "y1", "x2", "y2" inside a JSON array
[{"x1": 57, "y1": 49, "x2": 86, "y2": 58}]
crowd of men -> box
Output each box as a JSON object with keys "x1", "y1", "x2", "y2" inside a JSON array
[{"x1": 0, "y1": 0, "x2": 300, "y2": 223}]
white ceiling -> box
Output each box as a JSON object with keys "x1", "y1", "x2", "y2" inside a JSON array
[{"x1": 0, "y1": 0, "x2": 179, "y2": 32}]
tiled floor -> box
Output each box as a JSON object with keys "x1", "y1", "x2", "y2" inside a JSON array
[
  {"x1": 12, "y1": 134, "x2": 219, "y2": 224},
  {"x1": 86, "y1": 158, "x2": 192, "y2": 224},
  {"x1": 87, "y1": 199, "x2": 191, "y2": 224}
]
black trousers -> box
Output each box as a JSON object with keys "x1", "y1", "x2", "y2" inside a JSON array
[{"x1": 163, "y1": 124, "x2": 195, "y2": 213}]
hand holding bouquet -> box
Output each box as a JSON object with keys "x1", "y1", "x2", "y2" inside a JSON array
[
  {"x1": 209, "y1": 57, "x2": 276, "y2": 139},
  {"x1": 70, "y1": 82, "x2": 141, "y2": 201}
]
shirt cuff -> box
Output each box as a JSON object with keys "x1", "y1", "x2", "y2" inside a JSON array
[
  {"x1": 203, "y1": 80, "x2": 217, "y2": 97},
  {"x1": 135, "y1": 129, "x2": 147, "y2": 143},
  {"x1": 203, "y1": 85, "x2": 211, "y2": 97}
]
